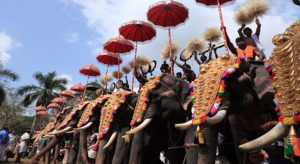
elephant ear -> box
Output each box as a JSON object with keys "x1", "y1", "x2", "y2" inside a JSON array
[
  {"x1": 98, "y1": 90, "x2": 132, "y2": 139},
  {"x1": 191, "y1": 55, "x2": 240, "y2": 123},
  {"x1": 130, "y1": 74, "x2": 163, "y2": 126},
  {"x1": 268, "y1": 20, "x2": 300, "y2": 117},
  {"x1": 77, "y1": 95, "x2": 110, "y2": 128}
]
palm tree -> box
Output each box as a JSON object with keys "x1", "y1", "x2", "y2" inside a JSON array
[
  {"x1": 18, "y1": 71, "x2": 68, "y2": 107},
  {"x1": 0, "y1": 65, "x2": 19, "y2": 106}
]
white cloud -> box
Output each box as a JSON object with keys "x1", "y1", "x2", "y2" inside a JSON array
[
  {"x1": 68, "y1": 0, "x2": 300, "y2": 76},
  {"x1": 58, "y1": 74, "x2": 73, "y2": 89},
  {"x1": 67, "y1": 32, "x2": 79, "y2": 43},
  {"x1": 0, "y1": 32, "x2": 20, "y2": 65}
]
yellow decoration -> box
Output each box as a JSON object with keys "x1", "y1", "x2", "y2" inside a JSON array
[{"x1": 283, "y1": 117, "x2": 295, "y2": 125}]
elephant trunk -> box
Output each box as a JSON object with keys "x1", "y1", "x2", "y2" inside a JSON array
[
  {"x1": 51, "y1": 142, "x2": 60, "y2": 164},
  {"x1": 128, "y1": 130, "x2": 144, "y2": 164},
  {"x1": 126, "y1": 118, "x2": 152, "y2": 135},
  {"x1": 77, "y1": 130, "x2": 91, "y2": 164},
  {"x1": 103, "y1": 131, "x2": 118, "y2": 149},
  {"x1": 239, "y1": 122, "x2": 289, "y2": 152},
  {"x1": 32, "y1": 135, "x2": 61, "y2": 163},
  {"x1": 95, "y1": 140, "x2": 108, "y2": 164}
]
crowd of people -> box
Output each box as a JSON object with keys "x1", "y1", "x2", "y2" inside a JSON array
[{"x1": 0, "y1": 127, "x2": 32, "y2": 163}]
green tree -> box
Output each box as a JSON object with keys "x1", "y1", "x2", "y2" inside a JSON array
[
  {"x1": 17, "y1": 71, "x2": 68, "y2": 107},
  {"x1": 0, "y1": 86, "x2": 24, "y2": 129},
  {"x1": 0, "y1": 63, "x2": 19, "y2": 107}
]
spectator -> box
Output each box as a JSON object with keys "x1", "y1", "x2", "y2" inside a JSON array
[
  {"x1": 5, "y1": 129, "x2": 17, "y2": 161},
  {"x1": 0, "y1": 127, "x2": 9, "y2": 161},
  {"x1": 15, "y1": 129, "x2": 30, "y2": 163}
]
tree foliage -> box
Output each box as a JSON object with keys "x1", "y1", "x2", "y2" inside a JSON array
[{"x1": 0, "y1": 63, "x2": 19, "y2": 106}]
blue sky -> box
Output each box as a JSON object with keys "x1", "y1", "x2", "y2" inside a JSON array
[{"x1": 0, "y1": 0, "x2": 299, "y2": 113}]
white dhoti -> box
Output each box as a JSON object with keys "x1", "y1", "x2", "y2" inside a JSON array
[{"x1": 18, "y1": 141, "x2": 27, "y2": 153}]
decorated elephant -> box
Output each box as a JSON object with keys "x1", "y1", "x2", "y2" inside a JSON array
[
  {"x1": 32, "y1": 102, "x2": 90, "y2": 163},
  {"x1": 174, "y1": 54, "x2": 282, "y2": 163},
  {"x1": 239, "y1": 20, "x2": 300, "y2": 162},
  {"x1": 119, "y1": 74, "x2": 192, "y2": 164}
]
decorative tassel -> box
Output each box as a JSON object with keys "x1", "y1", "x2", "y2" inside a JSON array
[
  {"x1": 284, "y1": 137, "x2": 294, "y2": 162},
  {"x1": 124, "y1": 133, "x2": 131, "y2": 143},
  {"x1": 194, "y1": 125, "x2": 204, "y2": 144}
]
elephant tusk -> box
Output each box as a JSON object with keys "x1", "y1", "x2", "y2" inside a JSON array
[
  {"x1": 74, "y1": 122, "x2": 93, "y2": 131},
  {"x1": 239, "y1": 122, "x2": 289, "y2": 152},
  {"x1": 47, "y1": 126, "x2": 73, "y2": 135},
  {"x1": 102, "y1": 131, "x2": 118, "y2": 149},
  {"x1": 204, "y1": 110, "x2": 227, "y2": 125},
  {"x1": 126, "y1": 118, "x2": 152, "y2": 135},
  {"x1": 174, "y1": 120, "x2": 193, "y2": 130},
  {"x1": 43, "y1": 135, "x2": 54, "y2": 138},
  {"x1": 66, "y1": 130, "x2": 74, "y2": 134}
]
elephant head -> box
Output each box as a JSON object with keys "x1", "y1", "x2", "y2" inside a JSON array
[
  {"x1": 239, "y1": 20, "x2": 300, "y2": 155},
  {"x1": 126, "y1": 74, "x2": 192, "y2": 163}
]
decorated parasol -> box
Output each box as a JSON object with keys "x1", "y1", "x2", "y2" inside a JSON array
[
  {"x1": 51, "y1": 97, "x2": 66, "y2": 105},
  {"x1": 79, "y1": 65, "x2": 101, "y2": 102},
  {"x1": 103, "y1": 37, "x2": 134, "y2": 88},
  {"x1": 119, "y1": 20, "x2": 156, "y2": 92},
  {"x1": 195, "y1": 0, "x2": 235, "y2": 56},
  {"x1": 35, "y1": 106, "x2": 46, "y2": 111},
  {"x1": 147, "y1": 0, "x2": 188, "y2": 75},
  {"x1": 37, "y1": 110, "x2": 48, "y2": 115},
  {"x1": 47, "y1": 103, "x2": 61, "y2": 110},
  {"x1": 96, "y1": 52, "x2": 122, "y2": 91},
  {"x1": 59, "y1": 90, "x2": 74, "y2": 99},
  {"x1": 70, "y1": 84, "x2": 85, "y2": 93}
]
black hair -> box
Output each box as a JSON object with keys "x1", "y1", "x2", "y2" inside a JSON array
[
  {"x1": 176, "y1": 72, "x2": 182, "y2": 75},
  {"x1": 243, "y1": 27, "x2": 252, "y2": 34},
  {"x1": 235, "y1": 37, "x2": 245, "y2": 43},
  {"x1": 184, "y1": 64, "x2": 191, "y2": 69}
]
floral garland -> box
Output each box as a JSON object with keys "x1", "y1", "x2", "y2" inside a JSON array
[
  {"x1": 264, "y1": 60, "x2": 300, "y2": 125},
  {"x1": 77, "y1": 97, "x2": 109, "y2": 128},
  {"x1": 57, "y1": 102, "x2": 89, "y2": 130},
  {"x1": 97, "y1": 92, "x2": 130, "y2": 140},
  {"x1": 130, "y1": 73, "x2": 166, "y2": 126},
  {"x1": 190, "y1": 58, "x2": 245, "y2": 125}
]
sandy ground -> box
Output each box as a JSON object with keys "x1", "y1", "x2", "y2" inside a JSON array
[{"x1": 1, "y1": 158, "x2": 62, "y2": 164}]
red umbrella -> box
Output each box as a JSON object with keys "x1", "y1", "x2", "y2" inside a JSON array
[
  {"x1": 51, "y1": 97, "x2": 66, "y2": 105},
  {"x1": 71, "y1": 84, "x2": 85, "y2": 93},
  {"x1": 97, "y1": 52, "x2": 122, "y2": 90},
  {"x1": 37, "y1": 110, "x2": 48, "y2": 115},
  {"x1": 79, "y1": 65, "x2": 101, "y2": 102},
  {"x1": 147, "y1": 0, "x2": 188, "y2": 75},
  {"x1": 47, "y1": 103, "x2": 61, "y2": 110},
  {"x1": 59, "y1": 90, "x2": 74, "y2": 99},
  {"x1": 119, "y1": 20, "x2": 156, "y2": 92},
  {"x1": 35, "y1": 106, "x2": 46, "y2": 111},
  {"x1": 103, "y1": 37, "x2": 134, "y2": 54},
  {"x1": 195, "y1": 0, "x2": 234, "y2": 55},
  {"x1": 103, "y1": 37, "x2": 133, "y2": 90}
]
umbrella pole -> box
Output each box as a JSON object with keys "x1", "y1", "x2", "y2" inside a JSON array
[
  {"x1": 168, "y1": 27, "x2": 174, "y2": 76},
  {"x1": 118, "y1": 62, "x2": 120, "y2": 91},
  {"x1": 105, "y1": 65, "x2": 109, "y2": 91},
  {"x1": 131, "y1": 42, "x2": 137, "y2": 93},
  {"x1": 217, "y1": 0, "x2": 229, "y2": 56},
  {"x1": 81, "y1": 76, "x2": 89, "y2": 103}
]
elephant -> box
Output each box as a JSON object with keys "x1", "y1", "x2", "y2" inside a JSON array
[
  {"x1": 175, "y1": 55, "x2": 282, "y2": 164},
  {"x1": 122, "y1": 74, "x2": 192, "y2": 164},
  {"x1": 93, "y1": 90, "x2": 139, "y2": 164},
  {"x1": 32, "y1": 102, "x2": 90, "y2": 164},
  {"x1": 239, "y1": 20, "x2": 300, "y2": 162}
]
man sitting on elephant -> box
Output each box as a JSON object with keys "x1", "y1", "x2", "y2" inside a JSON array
[{"x1": 223, "y1": 26, "x2": 264, "y2": 61}]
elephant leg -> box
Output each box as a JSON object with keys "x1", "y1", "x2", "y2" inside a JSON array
[
  {"x1": 95, "y1": 140, "x2": 108, "y2": 164},
  {"x1": 32, "y1": 135, "x2": 61, "y2": 164},
  {"x1": 112, "y1": 127, "x2": 130, "y2": 164},
  {"x1": 51, "y1": 142, "x2": 60, "y2": 164},
  {"x1": 197, "y1": 124, "x2": 218, "y2": 164},
  {"x1": 228, "y1": 115, "x2": 253, "y2": 164},
  {"x1": 128, "y1": 130, "x2": 144, "y2": 164},
  {"x1": 67, "y1": 135, "x2": 79, "y2": 164},
  {"x1": 45, "y1": 151, "x2": 51, "y2": 164}
]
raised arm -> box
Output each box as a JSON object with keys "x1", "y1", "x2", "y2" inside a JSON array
[
  {"x1": 193, "y1": 52, "x2": 201, "y2": 65},
  {"x1": 238, "y1": 23, "x2": 246, "y2": 38},
  {"x1": 255, "y1": 19, "x2": 261, "y2": 38},
  {"x1": 134, "y1": 67, "x2": 148, "y2": 83},
  {"x1": 223, "y1": 26, "x2": 237, "y2": 55},
  {"x1": 171, "y1": 59, "x2": 192, "y2": 72}
]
